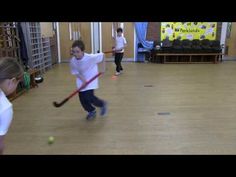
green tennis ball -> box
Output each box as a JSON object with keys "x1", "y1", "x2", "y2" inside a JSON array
[{"x1": 48, "y1": 136, "x2": 55, "y2": 144}]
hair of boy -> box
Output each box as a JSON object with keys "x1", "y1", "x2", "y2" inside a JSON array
[
  {"x1": 0, "y1": 57, "x2": 24, "y2": 83},
  {"x1": 72, "y1": 40, "x2": 85, "y2": 51},
  {"x1": 117, "y1": 27, "x2": 123, "y2": 33}
]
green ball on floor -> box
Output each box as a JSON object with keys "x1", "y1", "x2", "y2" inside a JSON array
[{"x1": 48, "y1": 136, "x2": 55, "y2": 145}]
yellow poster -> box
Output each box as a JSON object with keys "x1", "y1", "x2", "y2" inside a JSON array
[{"x1": 161, "y1": 22, "x2": 217, "y2": 41}]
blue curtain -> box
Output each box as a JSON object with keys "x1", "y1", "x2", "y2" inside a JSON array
[
  {"x1": 135, "y1": 22, "x2": 153, "y2": 49},
  {"x1": 135, "y1": 22, "x2": 153, "y2": 61}
]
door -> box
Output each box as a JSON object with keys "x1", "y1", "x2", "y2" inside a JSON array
[
  {"x1": 225, "y1": 22, "x2": 236, "y2": 59},
  {"x1": 58, "y1": 22, "x2": 92, "y2": 62}
]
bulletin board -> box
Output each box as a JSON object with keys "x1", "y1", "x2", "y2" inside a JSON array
[{"x1": 161, "y1": 22, "x2": 217, "y2": 41}]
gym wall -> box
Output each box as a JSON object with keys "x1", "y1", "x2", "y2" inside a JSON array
[
  {"x1": 42, "y1": 22, "x2": 133, "y2": 61},
  {"x1": 40, "y1": 23, "x2": 54, "y2": 37}
]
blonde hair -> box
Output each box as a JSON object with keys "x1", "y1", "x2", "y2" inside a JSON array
[{"x1": 0, "y1": 57, "x2": 24, "y2": 83}]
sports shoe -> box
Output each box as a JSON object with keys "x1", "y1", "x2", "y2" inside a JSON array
[
  {"x1": 100, "y1": 101, "x2": 108, "y2": 117},
  {"x1": 86, "y1": 110, "x2": 96, "y2": 120},
  {"x1": 115, "y1": 72, "x2": 121, "y2": 76}
]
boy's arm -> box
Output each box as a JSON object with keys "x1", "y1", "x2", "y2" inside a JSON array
[
  {"x1": 75, "y1": 73, "x2": 87, "y2": 85},
  {"x1": 97, "y1": 53, "x2": 106, "y2": 74},
  {"x1": 123, "y1": 37, "x2": 127, "y2": 49},
  {"x1": 101, "y1": 55, "x2": 106, "y2": 74},
  {"x1": 70, "y1": 62, "x2": 87, "y2": 84}
]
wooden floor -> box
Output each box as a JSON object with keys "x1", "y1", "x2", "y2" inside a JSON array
[{"x1": 4, "y1": 61, "x2": 236, "y2": 154}]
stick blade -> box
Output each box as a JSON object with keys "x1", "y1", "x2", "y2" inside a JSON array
[
  {"x1": 53, "y1": 101, "x2": 61, "y2": 107},
  {"x1": 53, "y1": 98, "x2": 69, "y2": 108}
]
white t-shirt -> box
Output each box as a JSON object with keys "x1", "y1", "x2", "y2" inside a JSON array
[
  {"x1": 0, "y1": 89, "x2": 13, "y2": 136},
  {"x1": 115, "y1": 36, "x2": 127, "y2": 53},
  {"x1": 70, "y1": 53, "x2": 104, "y2": 92}
]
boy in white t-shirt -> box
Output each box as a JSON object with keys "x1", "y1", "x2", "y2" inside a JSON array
[
  {"x1": 70, "y1": 40, "x2": 107, "y2": 120},
  {"x1": 113, "y1": 27, "x2": 127, "y2": 76},
  {"x1": 0, "y1": 57, "x2": 23, "y2": 154}
]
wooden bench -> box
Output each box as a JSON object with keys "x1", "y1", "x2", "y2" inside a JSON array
[{"x1": 152, "y1": 53, "x2": 223, "y2": 64}]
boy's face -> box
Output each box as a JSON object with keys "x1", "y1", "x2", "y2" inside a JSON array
[
  {"x1": 117, "y1": 32, "x2": 122, "y2": 37},
  {"x1": 72, "y1": 47, "x2": 84, "y2": 59}
]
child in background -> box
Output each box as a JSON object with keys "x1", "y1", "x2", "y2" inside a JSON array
[{"x1": 113, "y1": 27, "x2": 127, "y2": 76}]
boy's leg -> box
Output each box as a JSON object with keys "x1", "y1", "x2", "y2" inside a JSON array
[
  {"x1": 89, "y1": 90, "x2": 108, "y2": 116},
  {"x1": 79, "y1": 91, "x2": 96, "y2": 112},
  {"x1": 89, "y1": 90, "x2": 104, "y2": 107},
  {"x1": 119, "y1": 53, "x2": 124, "y2": 71},
  {"x1": 79, "y1": 90, "x2": 96, "y2": 119},
  {"x1": 114, "y1": 53, "x2": 120, "y2": 73},
  {"x1": 117, "y1": 53, "x2": 122, "y2": 71}
]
